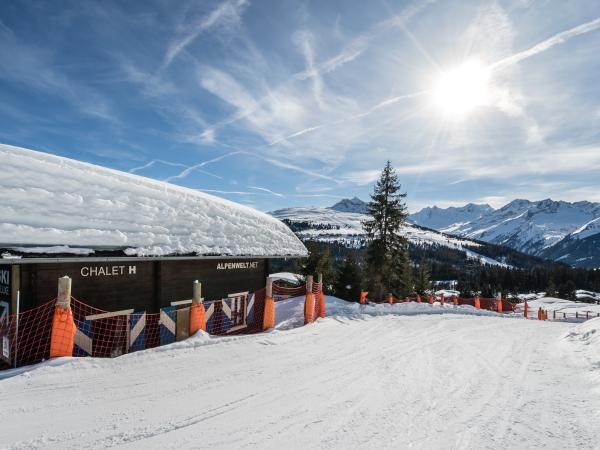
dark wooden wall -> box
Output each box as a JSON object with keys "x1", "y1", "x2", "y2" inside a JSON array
[{"x1": 15, "y1": 258, "x2": 268, "y2": 313}]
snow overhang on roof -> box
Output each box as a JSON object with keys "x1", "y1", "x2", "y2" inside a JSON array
[{"x1": 0, "y1": 144, "x2": 308, "y2": 259}]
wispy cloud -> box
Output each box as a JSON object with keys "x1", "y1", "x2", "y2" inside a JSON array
[{"x1": 161, "y1": 0, "x2": 248, "y2": 72}]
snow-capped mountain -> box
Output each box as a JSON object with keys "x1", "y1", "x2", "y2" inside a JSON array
[
  {"x1": 328, "y1": 196, "x2": 368, "y2": 214},
  {"x1": 410, "y1": 203, "x2": 494, "y2": 230},
  {"x1": 269, "y1": 202, "x2": 510, "y2": 267},
  {"x1": 410, "y1": 199, "x2": 600, "y2": 268}
]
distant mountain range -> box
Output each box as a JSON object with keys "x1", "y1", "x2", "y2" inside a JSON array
[
  {"x1": 270, "y1": 203, "x2": 533, "y2": 269},
  {"x1": 271, "y1": 197, "x2": 600, "y2": 269},
  {"x1": 410, "y1": 199, "x2": 600, "y2": 268}
]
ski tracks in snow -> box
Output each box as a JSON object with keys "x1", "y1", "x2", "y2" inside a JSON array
[{"x1": 1, "y1": 313, "x2": 600, "y2": 449}]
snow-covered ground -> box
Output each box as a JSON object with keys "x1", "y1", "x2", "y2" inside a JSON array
[{"x1": 1, "y1": 297, "x2": 599, "y2": 449}]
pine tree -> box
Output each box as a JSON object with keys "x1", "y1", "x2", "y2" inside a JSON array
[
  {"x1": 363, "y1": 161, "x2": 410, "y2": 299},
  {"x1": 545, "y1": 280, "x2": 558, "y2": 297},
  {"x1": 414, "y1": 259, "x2": 431, "y2": 296},
  {"x1": 334, "y1": 255, "x2": 363, "y2": 302},
  {"x1": 299, "y1": 242, "x2": 336, "y2": 293}
]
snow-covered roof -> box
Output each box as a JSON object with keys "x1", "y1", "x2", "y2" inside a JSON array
[{"x1": 0, "y1": 144, "x2": 308, "y2": 258}]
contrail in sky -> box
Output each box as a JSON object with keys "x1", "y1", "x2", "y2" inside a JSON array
[{"x1": 491, "y1": 17, "x2": 600, "y2": 71}]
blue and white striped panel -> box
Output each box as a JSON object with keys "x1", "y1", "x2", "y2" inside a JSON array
[
  {"x1": 246, "y1": 293, "x2": 255, "y2": 327},
  {"x1": 159, "y1": 307, "x2": 176, "y2": 346},
  {"x1": 73, "y1": 319, "x2": 93, "y2": 357},
  {"x1": 129, "y1": 312, "x2": 146, "y2": 352},
  {"x1": 205, "y1": 301, "x2": 217, "y2": 334},
  {"x1": 221, "y1": 299, "x2": 233, "y2": 332}
]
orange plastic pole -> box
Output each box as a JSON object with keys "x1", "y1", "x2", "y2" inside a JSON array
[
  {"x1": 387, "y1": 293, "x2": 394, "y2": 305},
  {"x1": 318, "y1": 291, "x2": 326, "y2": 318},
  {"x1": 360, "y1": 291, "x2": 368, "y2": 305},
  {"x1": 416, "y1": 294, "x2": 422, "y2": 303},
  {"x1": 304, "y1": 276, "x2": 315, "y2": 324},
  {"x1": 189, "y1": 303, "x2": 206, "y2": 334},
  {"x1": 440, "y1": 294, "x2": 445, "y2": 305},
  {"x1": 453, "y1": 296, "x2": 458, "y2": 306},
  {"x1": 189, "y1": 281, "x2": 206, "y2": 334},
  {"x1": 497, "y1": 297, "x2": 503, "y2": 313},
  {"x1": 428, "y1": 295, "x2": 434, "y2": 304},
  {"x1": 263, "y1": 277, "x2": 275, "y2": 330},
  {"x1": 524, "y1": 302, "x2": 528, "y2": 318},
  {"x1": 474, "y1": 297, "x2": 480, "y2": 309},
  {"x1": 50, "y1": 277, "x2": 76, "y2": 358}
]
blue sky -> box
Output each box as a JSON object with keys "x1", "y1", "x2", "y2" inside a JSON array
[{"x1": 1, "y1": 0, "x2": 600, "y2": 212}]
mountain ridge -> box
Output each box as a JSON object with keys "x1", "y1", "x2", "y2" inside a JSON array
[{"x1": 409, "y1": 198, "x2": 600, "y2": 268}]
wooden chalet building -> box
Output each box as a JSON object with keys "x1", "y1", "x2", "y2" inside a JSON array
[{"x1": 0, "y1": 145, "x2": 307, "y2": 321}]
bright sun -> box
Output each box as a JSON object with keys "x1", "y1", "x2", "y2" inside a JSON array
[{"x1": 432, "y1": 60, "x2": 491, "y2": 116}]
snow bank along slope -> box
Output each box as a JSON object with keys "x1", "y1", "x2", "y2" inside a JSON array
[
  {"x1": 2, "y1": 297, "x2": 599, "y2": 449},
  {"x1": 0, "y1": 144, "x2": 307, "y2": 257}
]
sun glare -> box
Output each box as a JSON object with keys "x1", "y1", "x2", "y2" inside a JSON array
[{"x1": 432, "y1": 60, "x2": 491, "y2": 116}]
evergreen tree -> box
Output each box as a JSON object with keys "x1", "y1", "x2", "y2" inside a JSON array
[
  {"x1": 298, "y1": 242, "x2": 336, "y2": 293},
  {"x1": 363, "y1": 161, "x2": 410, "y2": 299},
  {"x1": 334, "y1": 255, "x2": 363, "y2": 302},
  {"x1": 545, "y1": 280, "x2": 558, "y2": 297},
  {"x1": 414, "y1": 259, "x2": 431, "y2": 295},
  {"x1": 558, "y1": 279, "x2": 576, "y2": 300}
]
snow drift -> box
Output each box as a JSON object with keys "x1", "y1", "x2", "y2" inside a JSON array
[{"x1": 0, "y1": 144, "x2": 307, "y2": 257}]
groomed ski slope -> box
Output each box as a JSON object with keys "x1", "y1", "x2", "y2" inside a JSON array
[{"x1": 1, "y1": 298, "x2": 599, "y2": 449}]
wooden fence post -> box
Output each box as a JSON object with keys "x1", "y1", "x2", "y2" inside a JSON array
[
  {"x1": 304, "y1": 276, "x2": 315, "y2": 324},
  {"x1": 263, "y1": 277, "x2": 275, "y2": 330},
  {"x1": 50, "y1": 276, "x2": 76, "y2": 358},
  {"x1": 189, "y1": 280, "x2": 206, "y2": 334}
]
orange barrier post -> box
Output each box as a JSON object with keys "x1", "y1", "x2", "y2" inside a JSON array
[
  {"x1": 524, "y1": 302, "x2": 528, "y2": 318},
  {"x1": 50, "y1": 276, "x2": 77, "y2": 358},
  {"x1": 360, "y1": 291, "x2": 368, "y2": 305},
  {"x1": 189, "y1": 280, "x2": 206, "y2": 334},
  {"x1": 387, "y1": 293, "x2": 394, "y2": 305},
  {"x1": 537, "y1": 308, "x2": 542, "y2": 320},
  {"x1": 440, "y1": 294, "x2": 445, "y2": 305},
  {"x1": 304, "y1": 276, "x2": 315, "y2": 324},
  {"x1": 453, "y1": 296, "x2": 458, "y2": 306},
  {"x1": 317, "y1": 274, "x2": 326, "y2": 318},
  {"x1": 497, "y1": 297, "x2": 503, "y2": 313},
  {"x1": 474, "y1": 297, "x2": 480, "y2": 309},
  {"x1": 416, "y1": 294, "x2": 421, "y2": 303},
  {"x1": 262, "y1": 277, "x2": 275, "y2": 330},
  {"x1": 428, "y1": 295, "x2": 434, "y2": 304}
]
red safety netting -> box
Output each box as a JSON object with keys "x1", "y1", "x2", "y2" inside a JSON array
[
  {"x1": 517, "y1": 303, "x2": 600, "y2": 322},
  {"x1": 1, "y1": 287, "x2": 270, "y2": 369},
  {"x1": 273, "y1": 281, "x2": 306, "y2": 299},
  {"x1": 0, "y1": 298, "x2": 56, "y2": 369}
]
